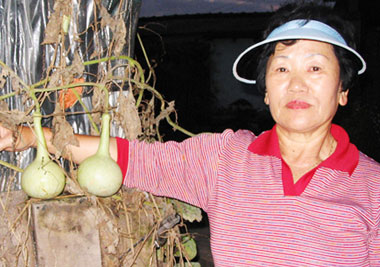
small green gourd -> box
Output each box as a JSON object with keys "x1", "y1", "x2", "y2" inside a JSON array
[{"x1": 21, "y1": 112, "x2": 66, "y2": 199}]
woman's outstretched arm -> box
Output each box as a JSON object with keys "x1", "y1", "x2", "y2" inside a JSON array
[{"x1": 0, "y1": 123, "x2": 118, "y2": 164}]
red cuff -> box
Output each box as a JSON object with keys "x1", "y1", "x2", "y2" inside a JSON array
[{"x1": 116, "y1": 137, "x2": 129, "y2": 183}]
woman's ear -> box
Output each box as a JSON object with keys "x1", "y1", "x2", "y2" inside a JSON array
[
  {"x1": 339, "y1": 89, "x2": 349, "y2": 106},
  {"x1": 264, "y1": 92, "x2": 269, "y2": 105}
]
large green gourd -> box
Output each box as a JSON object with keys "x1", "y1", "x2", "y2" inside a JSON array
[{"x1": 77, "y1": 113, "x2": 122, "y2": 197}]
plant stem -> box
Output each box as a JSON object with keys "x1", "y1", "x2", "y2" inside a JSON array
[
  {"x1": 32, "y1": 112, "x2": 50, "y2": 160},
  {"x1": 2, "y1": 55, "x2": 194, "y2": 138},
  {"x1": 0, "y1": 91, "x2": 17, "y2": 101},
  {"x1": 83, "y1": 56, "x2": 145, "y2": 82},
  {"x1": 137, "y1": 33, "x2": 154, "y2": 83},
  {"x1": 129, "y1": 79, "x2": 195, "y2": 137},
  {"x1": 97, "y1": 113, "x2": 111, "y2": 156},
  {"x1": 0, "y1": 159, "x2": 24, "y2": 173},
  {"x1": 32, "y1": 82, "x2": 99, "y2": 93},
  {"x1": 70, "y1": 88, "x2": 100, "y2": 134},
  {"x1": 33, "y1": 83, "x2": 100, "y2": 134},
  {"x1": 99, "y1": 83, "x2": 109, "y2": 112}
]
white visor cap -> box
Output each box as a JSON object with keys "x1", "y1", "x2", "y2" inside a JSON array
[{"x1": 232, "y1": 19, "x2": 367, "y2": 84}]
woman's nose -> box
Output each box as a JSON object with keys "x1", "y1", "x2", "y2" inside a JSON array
[{"x1": 288, "y1": 74, "x2": 308, "y2": 93}]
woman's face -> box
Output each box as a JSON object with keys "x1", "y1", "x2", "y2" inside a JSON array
[{"x1": 265, "y1": 39, "x2": 348, "y2": 133}]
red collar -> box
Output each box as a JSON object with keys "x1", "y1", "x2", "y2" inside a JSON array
[
  {"x1": 248, "y1": 124, "x2": 359, "y2": 196},
  {"x1": 248, "y1": 124, "x2": 359, "y2": 175}
]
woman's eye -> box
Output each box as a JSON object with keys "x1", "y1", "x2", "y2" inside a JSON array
[
  {"x1": 277, "y1": 67, "x2": 287, "y2": 72},
  {"x1": 311, "y1": 66, "x2": 321, "y2": 71}
]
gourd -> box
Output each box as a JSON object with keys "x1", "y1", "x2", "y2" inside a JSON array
[
  {"x1": 21, "y1": 112, "x2": 66, "y2": 198},
  {"x1": 77, "y1": 112, "x2": 122, "y2": 197}
]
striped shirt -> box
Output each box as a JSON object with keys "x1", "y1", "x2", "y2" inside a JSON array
[{"x1": 117, "y1": 124, "x2": 380, "y2": 266}]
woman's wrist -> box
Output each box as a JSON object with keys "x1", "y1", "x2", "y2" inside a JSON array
[{"x1": 14, "y1": 125, "x2": 35, "y2": 151}]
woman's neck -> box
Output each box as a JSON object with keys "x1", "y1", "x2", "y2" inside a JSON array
[{"x1": 276, "y1": 124, "x2": 337, "y2": 182}]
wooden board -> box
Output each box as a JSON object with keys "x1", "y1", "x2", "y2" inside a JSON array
[{"x1": 31, "y1": 196, "x2": 102, "y2": 267}]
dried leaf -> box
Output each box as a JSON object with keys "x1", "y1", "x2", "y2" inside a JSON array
[
  {"x1": 89, "y1": 49, "x2": 100, "y2": 60},
  {"x1": 42, "y1": 0, "x2": 72, "y2": 44},
  {"x1": 98, "y1": 214, "x2": 119, "y2": 255},
  {"x1": 71, "y1": 52, "x2": 85, "y2": 76},
  {"x1": 48, "y1": 71, "x2": 61, "y2": 88},
  {"x1": 51, "y1": 104, "x2": 79, "y2": 158},
  {"x1": 10, "y1": 73, "x2": 22, "y2": 93},
  {"x1": 0, "y1": 191, "x2": 34, "y2": 266},
  {"x1": 48, "y1": 52, "x2": 84, "y2": 91},
  {"x1": 42, "y1": 12, "x2": 61, "y2": 44},
  {"x1": 113, "y1": 18, "x2": 127, "y2": 56},
  {"x1": 99, "y1": 6, "x2": 113, "y2": 29},
  {"x1": 114, "y1": 91, "x2": 142, "y2": 140},
  {"x1": 99, "y1": 6, "x2": 127, "y2": 56},
  {"x1": 0, "y1": 69, "x2": 9, "y2": 89},
  {"x1": 91, "y1": 85, "x2": 105, "y2": 129},
  {"x1": 0, "y1": 100, "x2": 8, "y2": 111},
  {"x1": 155, "y1": 101, "x2": 175, "y2": 125},
  {"x1": 64, "y1": 173, "x2": 83, "y2": 195},
  {"x1": 141, "y1": 97, "x2": 156, "y2": 138},
  {"x1": 0, "y1": 103, "x2": 32, "y2": 131}
]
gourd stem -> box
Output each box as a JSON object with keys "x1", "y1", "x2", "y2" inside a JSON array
[
  {"x1": 97, "y1": 113, "x2": 111, "y2": 157},
  {"x1": 33, "y1": 112, "x2": 50, "y2": 160}
]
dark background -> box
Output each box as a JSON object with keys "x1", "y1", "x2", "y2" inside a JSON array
[
  {"x1": 135, "y1": 2, "x2": 380, "y2": 264},
  {"x1": 136, "y1": 0, "x2": 380, "y2": 162}
]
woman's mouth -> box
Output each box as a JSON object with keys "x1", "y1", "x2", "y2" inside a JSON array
[{"x1": 286, "y1": 100, "x2": 311, "y2": 109}]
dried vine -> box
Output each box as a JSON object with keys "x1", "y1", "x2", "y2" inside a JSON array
[{"x1": 0, "y1": 0, "x2": 201, "y2": 266}]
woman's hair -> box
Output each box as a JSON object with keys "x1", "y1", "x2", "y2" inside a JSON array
[{"x1": 256, "y1": 1, "x2": 360, "y2": 93}]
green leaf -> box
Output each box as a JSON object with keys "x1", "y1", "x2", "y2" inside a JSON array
[
  {"x1": 172, "y1": 200, "x2": 202, "y2": 222},
  {"x1": 175, "y1": 237, "x2": 197, "y2": 260},
  {"x1": 174, "y1": 262, "x2": 201, "y2": 267}
]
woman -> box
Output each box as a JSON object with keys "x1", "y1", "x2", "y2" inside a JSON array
[{"x1": 1, "y1": 2, "x2": 380, "y2": 266}]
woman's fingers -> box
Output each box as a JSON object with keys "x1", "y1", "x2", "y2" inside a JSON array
[{"x1": 0, "y1": 124, "x2": 14, "y2": 151}]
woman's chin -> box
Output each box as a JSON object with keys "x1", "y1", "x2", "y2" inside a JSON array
[{"x1": 277, "y1": 119, "x2": 321, "y2": 133}]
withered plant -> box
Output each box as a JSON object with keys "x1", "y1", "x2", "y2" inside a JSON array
[{"x1": 0, "y1": 0, "x2": 202, "y2": 266}]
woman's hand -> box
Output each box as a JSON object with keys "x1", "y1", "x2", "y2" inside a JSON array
[
  {"x1": 0, "y1": 124, "x2": 34, "y2": 152},
  {"x1": 0, "y1": 124, "x2": 17, "y2": 151}
]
